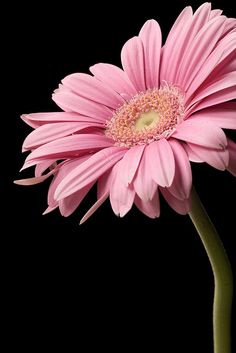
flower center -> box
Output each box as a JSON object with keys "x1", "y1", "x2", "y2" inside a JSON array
[
  {"x1": 105, "y1": 84, "x2": 185, "y2": 147},
  {"x1": 134, "y1": 111, "x2": 161, "y2": 131}
]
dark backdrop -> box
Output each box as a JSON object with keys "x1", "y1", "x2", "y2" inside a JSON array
[{"x1": 3, "y1": 0, "x2": 236, "y2": 351}]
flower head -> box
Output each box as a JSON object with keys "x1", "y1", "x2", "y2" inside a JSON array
[{"x1": 16, "y1": 3, "x2": 236, "y2": 223}]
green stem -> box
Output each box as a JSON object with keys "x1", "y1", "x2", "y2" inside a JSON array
[{"x1": 188, "y1": 187, "x2": 233, "y2": 353}]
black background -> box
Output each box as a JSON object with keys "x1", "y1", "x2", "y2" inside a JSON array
[{"x1": 3, "y1": 0, "x2": 236, "y2": 351}]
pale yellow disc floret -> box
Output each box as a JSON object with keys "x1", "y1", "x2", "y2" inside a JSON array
[{"x1": 134, "y1": 111, "x2": 161, "y2": 131}]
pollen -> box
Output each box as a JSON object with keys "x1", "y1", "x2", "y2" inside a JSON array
[{"x1": 106, "y1": 84, "x2": 185, "y2": 147}]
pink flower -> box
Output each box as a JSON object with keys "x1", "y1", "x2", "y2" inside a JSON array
[{"x1": 16, "y1": 3, "x2": 236, "y2": 223}]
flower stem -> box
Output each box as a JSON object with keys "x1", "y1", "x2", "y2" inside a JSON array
[{"x1": 188, "y1": 187, "x2": 233, "y2": 353}]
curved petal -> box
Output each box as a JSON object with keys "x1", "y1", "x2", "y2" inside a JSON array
[
  {"x1": 47, "y1": 174, "x2": 62, "y2": 209},
  {"x1": 14, "y1": 174, "x2": 51, "y2": 186},
  {"x1": 164, "y1": 6, "x2": 193, "y2": 46},
  {"x1": 43, "y1": 204, "x2": 58, "y2": 215},
  {"x1": 90, "y1": 63, "x2": 136, "y2": 97},
  {"x1": 134, "y1": 191, "x2": 160, "y2": 218},
  {"x1": 186, "y1": 143, "x2": 229, "y2": 170},
  {"x1": 182, "y1": 3, "x2": 211, "y2": 45},
  {"x1": 227, "y1": 138, "x2": 236, "y2": 176},
  {"x1": 15, "y1": 161, "x2": 61, "y2": 186},
  {"x1": 110, "y1": 161, "x2": 135, "y2": 217},
  {"x1": 55, "y1": 147, "x2": 127, "y2": 200},
  {"x1": 183, "y1": 144, "x2": 203, "y2": 163},
  {"x1": 21, "y1": 112, "x2": 102, "y2": 128},
  {"x1": 209, "y1": 9, "x2": 223, "y2": 19},
  {"x1": 52, "y1": 91, "x2": 112, "y2": 122},
  {"x1": 221, "y1": 18, "x2": 236, "y2": 38},
  {"x1": 59, "y1": 181, "x2": 95, "y2": 217},
  {"x1": 121, "y1": 36, "x2": 146, "y2": 92},
  {"x1": 187, "y1": 72, "x2": 236, "y2": 109},
  {"x1": 212, "y1": 49, "x2": 236, "y2": 79},
  {"x1": 22, "y1": 121, "x2": 104, "y2": 151},
  {"x1": 160, "y1": 6, "x2": 193, "y2": 82},
  {"x1": 47, "y1": 156, "x2": 89, "y2": 208},
  {"x1": 204, "y1": 33, "x2": 236, "y2": 79},
  {"x1": 139, "y1": 19, "x2": 162, "y2": 88},
  {"x1": 168, "y1": 139, "x2": 192, "y2": 200},
  {"x1": 98, "y1": 167, "x2": 118, "y2": 200},
  {"x1": 172, "y1": 120, "x2": 227, "y2": 149},
  {"x1": 187, "y1": 85, "x2": 236, "y2": 116},
  {"x1": 119, "y1": 144, "x2": 145, "y2": 186},
  {"x1": 177, "y1": 16, "x2": 226, "y2": 89},
  {"x1": 35, "y1": 160, "x2": 57, "y2": 177},
  {"x1": 80, "y1": 167, "x2": 116, "y2": 224},
  {"x1": 62, "y1": 73, "x2": 124, "y2": 109},
  {"x1": 147, "y1": 139, "x2": 175, "y2": 187},
  {"x1": 173, "y1": 3, "x2": 212, "y2": 84},
  {"x1": 187, "y1": 102, "x2": 236, "y2": 130},
  {"x1": 160, "y1": 187, "x2": 190, "y2": 215},
  {"x1": 80, "y1": 192, "x2": 109, "y2": 225},
  {"x1": 133, "y1": 147, "x2": 157, "y2": 201},
  {"x1": 22, "y1": 134, "x2": 114, "y2": 170},
  {"x1": 185, "y1": 33, "x2": 236, "y2": 102}
]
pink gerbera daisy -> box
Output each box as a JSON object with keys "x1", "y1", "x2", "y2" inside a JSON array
[{"x1": 16, "y1": 3, "x2": 236, "y2": 223}]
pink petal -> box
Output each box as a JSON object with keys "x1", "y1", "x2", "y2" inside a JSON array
[
  {"x1": 165, "y1": 6, "x2": 193, "y2": 46},
  {"x1": 43, "y1": 205, "x2": 58, "y2": 215},
  {"x1": 183, "y1": 144, "x2": 203, "y2": 163},
  {"x1": 55, "y1": 147, "x2": 127, "y2": 200},
  {"x1": 227, "y1": 138, "x2": 236, "y2": 176},
  {"x1": 139, "y1": 19, "x2": 162, "y2": 88},
  {"x1": 59, "y1": 182, "x2": 95, "y2": 217},
  {"x1": 47, "y1": 156, "x2": 89, "y2": 208},
  {"x1": 23, "y1": 121, "x2": 104, "y2": 151},
  {"x1": 184, "y1": 3, "x2": 211, "y2": 42},
  {"x1": 172, "y1": 120, "x2": 227, "y2": 149},
  {"x1": 133, "y1": 147, "x2": 157, "y2": 201},
  {"x1": 110, "y1": 161, "x2": 135, "y2": 217},
  {"x1": 187, "y1": 102, "x2": 236, "y2": 130},
  {"x1": 209, "y1": 9, "x2": 223, "y2": 19},
  {"x1": 186, "y1": 143, "x2": 229, "y2": 170},
  {"x1": 178, "y1": 16, "x2": 226, "y2": 90},
  {"x1": 168, "y1": 139, "x2": 192, "y2": 200},
  {"x1": 213, "y1": 49, "x2": 236, "y2": 78},
  {"x1": 80, "y1": 193, "x2": 109, "y2": 225},
  {"x1": 21, "y1": 112, "x2": 102, "y2": 128},
  {"x1": 185, "y1": 33, "x2": 236, "y2": 102},
  {"x1": 187, "y1": 72, "x2": 236, "y2": 109},
  {"x1": 97, "y1": 167, "x2": 116, "y2": 199},
  {"x1": 14, "y1": 174, "x2": 51, "y2": 186},
  {"x1": 35, "y1": 160, "x2": 57, "y2": 177},
  {"x1": 173, "y1": 3, "x2": 212, "y2": 84},
  {"x1": 15, "y1": 162, "x2": 59, "y2": 186},
  {"x1": 134, "y1": 191, "x2": 160, "y2": 218},
  {"x1": 119, "y1": 144, "x2": 145, "y2": 186},
  {"x1": 62, "y1": 73, "x2": 124, "y2": 109},
  {"x1": 160, "y1": 6, "x2": 193, "y2": 82},
  {"x1": 160, "y1": 187, "x2": 190, "y2": 215},
  {"x1": 80, "y1": 167, "x2": 116, "y2": 224},
  {"x1": 22, "y1": 134, "x2": 114, "y2": 170},
  {"x1": 147, "y1": 139, "x2": 175, "y2": 187},
  {"x1": 121, "y1": 36, "x2": 146, "y2": 92},
  {"x1": 52, "y1": 91, "x2": 112, "y2": 122},
  {"x1": 48, "y1": 175, "x2": 62, "y2": 209},
  {"x1": 187, "y1": 85, "x2": 236, "y2": 116},
  {"x1": 90, "y1": 63, "x2": 136, "y2": 97},
  {"x1": 204, "y1": 33, "x2": 236, "y2": 79},
  {"x1": 221, "y1": 18, "x2": 236, "y2": 38}
]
